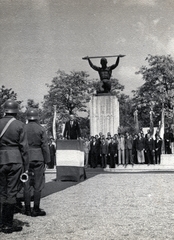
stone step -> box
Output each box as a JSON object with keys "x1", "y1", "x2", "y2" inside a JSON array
[
  {"x1": 161, "y1": 154, "x2": 174, "y2": 165},
  {"x1": 104, "y1": 154, "x2": 174, "y2": 172}
]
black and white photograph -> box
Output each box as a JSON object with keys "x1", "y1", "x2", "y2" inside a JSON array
[{"x1": 1, "y1": 0, "x2": 174, "y2": 239}]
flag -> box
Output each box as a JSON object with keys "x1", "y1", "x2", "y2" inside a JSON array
[
  {"x1": 56, "y1": 139, "x2": 85, "y2": 181},
  {"x1": 134, "y1": 109, "x2": 139, "y2": 133},
  {"x1": 159, "y1": 108, "x2": 165, "y2": 139},
  {"x1": 52, "y1": 105, "x2": 57, "y2": 140},
  {"x1": 149, "y1": 109, "x2": 154, "y2": 135}
]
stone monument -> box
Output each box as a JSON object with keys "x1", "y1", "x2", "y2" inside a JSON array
[
  {"x1": 90, "y1": 93, "x2": 120, "y2": 136},
  {"x1": 83, "y1": 54, "x2": 125, "y2": 136}
]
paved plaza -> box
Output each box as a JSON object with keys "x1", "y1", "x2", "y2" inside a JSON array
[{"x1": 1, "y1": 158, "x2": 174, "y2": 239}]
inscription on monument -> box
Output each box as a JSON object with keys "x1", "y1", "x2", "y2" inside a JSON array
[{"x1": 90, "y1": 95, "x2": 120, "y2": 136}]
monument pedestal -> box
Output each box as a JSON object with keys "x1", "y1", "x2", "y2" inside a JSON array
[{"x1": 90, "y1": 94, "x2": 119, "y2": 136}]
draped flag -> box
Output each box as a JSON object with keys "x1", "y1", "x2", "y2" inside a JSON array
[
  {"x1": 52, "y1": 105, "x2": 57, "y2": 140},
  {"x1": 56, "y1": 140, "x2": 86, "y2": 181},
  {"x1": 159, "y1": 108, "x2": 165, "y2": 139},
  {"x1": 149, "y1": 108, "x2": 154, "y2": 135},
  {"x1": 134, "y1": 109, "x2": 139, "y2": 133}
]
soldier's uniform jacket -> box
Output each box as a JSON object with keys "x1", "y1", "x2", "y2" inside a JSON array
[
  {"x1": 24, "y1": 122, "x2": 50, "y2": 163},
  {"x1": 0, "y1": 115, "x2": 29, "y2": 170}
]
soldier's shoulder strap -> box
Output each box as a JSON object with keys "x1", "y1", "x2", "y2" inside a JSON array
[{"x1": 0, "y1": 117, "x2": 16, "y2": 138}]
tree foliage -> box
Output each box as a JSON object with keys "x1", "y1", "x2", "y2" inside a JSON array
[
  {"x1": 26, "y1": 99, "x2": 39, "y2": 109},
  {"x1": 0, "y1": 85, "x2": 22, "y2": 118},
  {"x1": 132, "y1": 54, "x2": 174, "y2": 128},
  {"x1": 42, "y1": 70, "x2": 93, "y2": 135},
  {"x1": 118, "y1": 94, "x2": 135, "y2": 134},
  {"x1": 19, "y1": 99, "x2": 43, "y2": 124},
  {"x1": 42, "y1": 69, "x2": 132, "y2": 136}
]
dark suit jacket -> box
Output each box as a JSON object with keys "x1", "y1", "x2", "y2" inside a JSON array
[
  {"x1": 125, "y1": 136, "x2": 133, "y2": 150},
  {"x1": 108, "y1": 142, "x2": 117, "y2": 155},
  {"x1": 155, "y1": 139, "x2": 162, "y2": 155},
  {"x1": 100, "y1": 142, "x2": 108, "y2": 155},
  {"x1": 136, "y1": 137, "x2": 145, "y2": 151},
  {"x1": 63, "y1": 120, "x2": 81, "y2": 140},
  {"x1": 145, "y1": 138, "x2": 155, "y2": 152},
  {"x1": 90, "y1": 141, "x2": 98, "y2": 154}
]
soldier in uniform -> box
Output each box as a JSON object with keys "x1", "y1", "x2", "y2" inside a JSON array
[
  {"x1": 0, "y1": 99, "x2": 29, "y2": 233},
  {"x1": 24, "y1": 109, "x2": 51, "y2": 217}
]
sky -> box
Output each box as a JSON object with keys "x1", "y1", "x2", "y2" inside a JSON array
[{"x1": 0, "y1": 0, "x2": 174, "y2": 106}]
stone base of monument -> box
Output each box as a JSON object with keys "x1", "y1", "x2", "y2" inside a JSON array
[
  {"x1": 104, "y1": 154, "x2": 174, "y2": 172},
  {"x1": 90, "y1": 94, "x2": 119, "y2": 136}
]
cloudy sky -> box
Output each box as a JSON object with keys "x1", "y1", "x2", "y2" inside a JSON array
[{"x1": 0, "y1": 0, "x2": 174, "y2": 105}]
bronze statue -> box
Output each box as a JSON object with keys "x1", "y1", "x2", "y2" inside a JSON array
[{"x1": 83, "y1": 55, "x2": 125, "y2": 93}]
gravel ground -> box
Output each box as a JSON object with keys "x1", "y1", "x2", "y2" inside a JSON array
[{"x1": 1, "y1": 172, "x2": 174, "y2": 240}]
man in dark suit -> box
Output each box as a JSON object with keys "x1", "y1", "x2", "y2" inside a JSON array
[
  {"x1": 108, "y1": 137, "x2": 117, "y2": 168},
  {"x1": 90, "y1": 137, "x2": 98, "y2": 168},
  {"x1": 164, "y1": 129, "x2": 172, "y2": 154},
  {"x1": 100, "y1": 138, "x2": 108, "y2": 168},
  {"x1": 155, "y1": 134, "x2": 163, "y2": 164},
  {"x1": 125, "y1": 132, "x2": 134, "y2": 166},
  {"x1": 48, "y1": 137, "x2": 56, "y2": 169},
  {"x1": 63, "y1": 114, "x2": 81, "y2": 140},
  {"x1": 145, "y1": 133, "x2": 155, "y2": 165}
]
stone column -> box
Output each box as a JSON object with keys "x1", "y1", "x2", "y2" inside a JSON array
[{"x1": 90, "y1": 94, "x2": 119, "y2": 136}]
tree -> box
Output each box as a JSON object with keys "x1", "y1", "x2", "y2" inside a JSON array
[
  {"x1": 42, "y1": 70, "x2": 93, "y2": 135},
  {"x1": 118, "y1": 94, "x2": 135, "y2": 134},
  {"x1": 0, "y1": 85, "x2": 22, "y2": 118},
  {"x1": 132, "y1": 54, "x2": 174, "y2": 128},
  {"x1": 19, "y1": 99, "x2": 44, "y2": 124},
  {"x1": 26, "y1": 99, "x2": 39, "y2": 109}
]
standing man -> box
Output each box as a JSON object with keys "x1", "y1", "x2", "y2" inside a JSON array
[
  {"x1": 108, "y1": 137, "x2": 118, "y2": 168},
  {"x1": 125, "y1": 132, "x2": 134, "y2": 166},
  {"x1": 63, "y1": 114, "x2": 81, "y2": 140},
  {"x1": 155, "y1": 134, "x2": 163, "y2": 164},
  {"x1": 90, "y1": 137, "x2": 98, "y2": 168},
  {"x1": 48, "y1": 137, "x2": 56, "y2": 169},
  {"x1": 0, "y1": 99, "x2": 29, "y2": 234},
  {"x1": 136, "y1": 132, "x2": 146, "y2": 164},
  {"x1": 24, "y1": 109, "x2": 50, "y2": 217},
  {"x1": 145, "y1": 133, "x2": 155, "y2": 165},
  {"x1": 100, "y1": 138, "x2": 108, "y2": 168},
  {"x1": 117, "y1": 134, "x2": 125, "y2": 166},
  {"x1": 164, "y1": 129, "x2": 172, "y2": 154}
]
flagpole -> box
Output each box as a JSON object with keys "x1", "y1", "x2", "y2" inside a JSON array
[
  {"x1": 53, "y1": 105, "x2": 57, "y2": 141},
  {"x1": 134, "y1": 109, "x2": 139, "y2": 134}
]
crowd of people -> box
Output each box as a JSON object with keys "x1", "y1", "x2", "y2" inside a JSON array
[
  {"x1": 82, "y1": 129, "x2": 174, "y2": 169},
  {"x1": 50, "y1": 120, "x2": 174, "y2": 170}
]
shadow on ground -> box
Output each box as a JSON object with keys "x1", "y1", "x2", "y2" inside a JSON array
[
  {"x1": 17, "y1": 167, "x2": 174, "y2": 200},
  {"x1": 42, "y1": 167, "x2": 174, "y2": 198},
  {"x1": 42, "y1": 168, "x2": 104, "y2": 198}
]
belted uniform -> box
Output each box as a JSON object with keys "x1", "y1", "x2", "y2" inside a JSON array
[
  {"x1": 0, "y1": 115, "x2": 29, "y2": 204},
  {"x1": 0, "y1": 115, "x2": 29, "y2": 232},
  {"x1": 24, "y1": 121, "x2": 50, "y2": 213}
]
